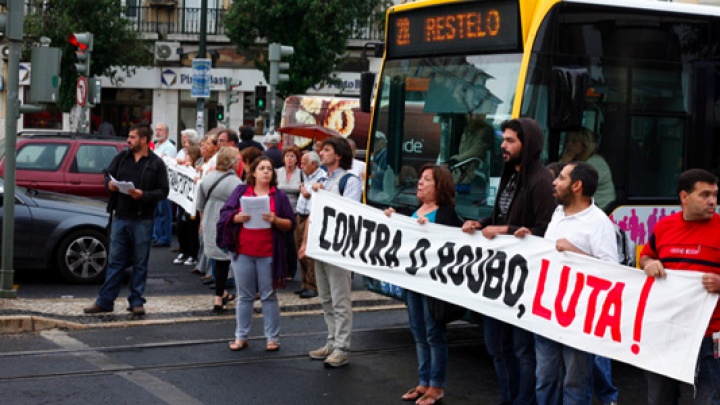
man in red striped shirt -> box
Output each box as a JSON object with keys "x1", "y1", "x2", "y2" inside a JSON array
[{"x1": 640, "y1": 168, "x2": 720, "y2": 404}]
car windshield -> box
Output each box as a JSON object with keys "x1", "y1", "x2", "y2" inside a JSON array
[{"x1": 366, "y1": 53, "x2": 522, "y2": 219}]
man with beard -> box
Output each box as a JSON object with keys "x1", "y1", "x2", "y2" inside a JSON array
[
  {"x1": 151, "y1": 122, "x2": 176, "y2": 247},
  {"x1": 462, "y1": 118, "x2": 555, "y2": 405},
  {"x1": 84, "y1": 123, "x2": 169, "y2": 316},
  {"x1": 517, "y1": 162, "x2": 618, "y2": 405}
]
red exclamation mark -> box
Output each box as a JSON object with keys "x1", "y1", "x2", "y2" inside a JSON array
[{"x1": 632, "y1": 277, "x2": 655, "y2": 355}]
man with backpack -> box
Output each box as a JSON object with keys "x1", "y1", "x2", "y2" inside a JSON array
[{"x1": 299, "y1": 136, "x2": 362, "y2": 367}]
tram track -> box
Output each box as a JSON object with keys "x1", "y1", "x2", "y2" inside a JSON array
[{"x1": 0, "y1": 323, "x2": 481, "y2": 383}]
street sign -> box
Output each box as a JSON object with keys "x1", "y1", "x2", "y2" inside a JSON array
[
  {"x1": 76, "y1": 76, "x2": 88, "y2": 106},
  {"x1": 191, "y1": 58, "x2": 211, "y2": 98}
]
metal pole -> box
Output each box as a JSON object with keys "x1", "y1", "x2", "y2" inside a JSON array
[
  {"x1": 195, "y1": 0, "x2": 207, "y2": 137},
  {"x1": 0, "y1": 0, "x2": 22, "y2": 298},
  {"x1": 269, "y1": 86, "x2": 276, "y2": 133}
]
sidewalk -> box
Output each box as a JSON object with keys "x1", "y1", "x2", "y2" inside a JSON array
[{"x1": 0, "y1": 289, "x2": 404, "y2": 334}]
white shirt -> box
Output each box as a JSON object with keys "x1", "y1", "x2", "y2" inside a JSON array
[
  {"x1": 154, "y1": 139, "x2": 177, "y2": 158},
  {"x1": 350, "y1": 159, "x2": 365, "y2": 178},
  {"x1": 544, "y1": 202, "x2": 619, "y2": 263}
]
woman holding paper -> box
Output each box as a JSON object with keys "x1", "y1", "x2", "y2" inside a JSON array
[
  {"x1": 384, "y1": 164, "x2": 463, "y2": 405},
  {"x1": 218, "y1": 156, "x2": 295, "y2": 352}
]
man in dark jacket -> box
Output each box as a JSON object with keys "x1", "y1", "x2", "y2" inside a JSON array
[
  {"x1": 462, "y1": 117, "x2": 555, "y2": 405},
  {"x1": 84, "y1": 123, "x2": 170, "y2": 316}
]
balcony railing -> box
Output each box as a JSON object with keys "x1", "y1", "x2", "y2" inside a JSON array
[{"x1": 122, "y1": 6, "x2": 384, "y2": 40}]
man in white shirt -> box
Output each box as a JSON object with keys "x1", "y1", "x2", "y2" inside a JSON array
[
  {"x1": 294, "y1": 151, "x2": 326, "y2": 299},
  {"x1": 151, "y1": 122, "x2": 176, "y2": 247},
  {"x1": 517, "y1": 161, "x2": 618, "y2": 404}
]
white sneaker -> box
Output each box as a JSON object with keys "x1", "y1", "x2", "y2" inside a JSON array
[
  {"x1": 173, "y1": 254, "x2": 186, "y2": 264},
  {"x1": 324, "y1": 349, "x2": 349, "y2": 367},
  {"x1": 308, "y1": 345, "x2": 334, "y2": 360},
  {"x1": 183, "y1": 257, "x2": 198, "y2": 266}
]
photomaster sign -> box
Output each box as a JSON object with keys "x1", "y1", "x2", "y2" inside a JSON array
[
  {"x1": 191, "y1": 58, "x2": 211, "y2": 98},
  {"x1": 306, "y1": 191, "x2": 716, "y2": 384}
]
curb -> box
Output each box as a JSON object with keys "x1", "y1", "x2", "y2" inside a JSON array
[{"x1": 0, "y1": 296, "x2": 405, "y2": 334}]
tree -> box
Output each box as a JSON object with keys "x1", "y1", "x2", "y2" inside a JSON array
[
  {"x1": 224, "y1": 0, "x2": 388, "y2": 98},
  {"x1": 24, "y1": 0, "x2": 153, "y2": 112}
]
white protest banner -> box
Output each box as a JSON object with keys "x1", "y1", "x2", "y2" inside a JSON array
[
  {"x1": 164, "y1": 158, "x2": 197, "y2": 214},
  {"x1": 306, "y1": 191, "x2": 717, "y2": 384}
]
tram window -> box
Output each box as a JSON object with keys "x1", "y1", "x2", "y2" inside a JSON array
[{"x1": 627, "y1": 116, "x2": 684, "y2": 198}]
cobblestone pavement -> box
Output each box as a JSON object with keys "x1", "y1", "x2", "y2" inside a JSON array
[{"x1": 0, "y1": 290, "x2": 403, "y2": 333}]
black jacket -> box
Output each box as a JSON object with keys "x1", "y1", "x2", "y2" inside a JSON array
[
  {"x1": 105, "y1": 150, "x2": 169, "y2": 220},
  {"x1": 480, "y1": 118, "x2": 555, "y2": 237}
]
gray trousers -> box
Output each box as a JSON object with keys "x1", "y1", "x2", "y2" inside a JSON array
[{"x1": 315, "y1": 260, "x2": 353, "y2": 351}]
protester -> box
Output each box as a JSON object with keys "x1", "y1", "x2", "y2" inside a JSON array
[
  {"x1": 217, "y1": 128, "x2": 240, "y2": 151},
  {"x1": 219, "y1": 156, "x2": 295, "y2": 352},
  {"x1": 196, "y1": 131, "x2": 221, "y2": 285},
  {"x1": 299, "y1": 136, "x2": 363, "y2": 367},
  {"x1": 264, "y1": 134, "x2": 284, "y2": 168},
  {"x1": 238, "y1": 125, "x2": 264, "y2": 151},
  {"x1": 84, "y1": 123, "x2": 169, "y2": 315},
  {"x1": 385, "y1": 164, "x2": 462, "y2": 405},
  {"x1": 346, "y1": 138, "x2": 366, "y2": 180},
  {"x1": 151, "y1": 122, "x2": 176, "y2": 247},
  {"x1": 276, "y1": 146, "x2": 302, "y2": 282},
  {"x1": 173, "y1": 144, "x2": 202, "y2": 267},
  {"x1": 197, "y1": 147, "x2": 244, "y2": 314},
  {"x1": 240, "y1": 147, "x2": 263, "y2": 181},
  {"x1": 640, "y1": 168, "x2": 720, "y2": 404},
  {"x1": 516, "y1": 162, "x2": 618, "y2": 404},
  {"x1": 294, "y1": 151, "x2": 326, "y2": 299},
  {"x1": 462, "y1": 118, "x2": 555, "y2": 405},
  {"x1": 176, "y1": 128, "x2": 199, "y2": 163}
]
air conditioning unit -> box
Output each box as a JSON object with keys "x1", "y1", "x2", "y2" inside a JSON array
[
  {"x1": 155, "y1": 41, "x2": 181, "y2": 62},
  {"x1": 149, "y1": 0, "x2": 177, "y2": 7}
]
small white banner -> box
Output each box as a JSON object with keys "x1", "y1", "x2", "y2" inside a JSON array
[
  {"x1": 165, "y1": 158, "x2": 197, "y2": 215},
  {"x1": 306, "y1": 191, "x2": 717, "y2": 384}
]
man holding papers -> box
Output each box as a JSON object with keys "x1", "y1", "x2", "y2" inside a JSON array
[{"x1": 84, "y1": 123, "x2": 169, "y2": 316}]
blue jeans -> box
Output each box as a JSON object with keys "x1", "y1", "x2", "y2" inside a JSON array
[
  {"x1": 96, "y1": 218, "x2": 153, "y2": 310},
  {"x1": 535, "y1": 335, "x2": 593, "y2": 405},
  {"x1": 231, "y1": 254, "x2": 279, "y2": 342},
  {"x1": 152, "y1": 199, "x2": 173, "y2": 245},
  {"x1": 483, "y1": 316, "x2": 537, "y2": 405},
  {"x1": 406, "y1": 290, "x2": 448, "y2": 388},
  {"x1": 593, "y1": 356, "x2": 618, "y2": 403},
  {"x1": 647, "y1": 336, "x2": 720, "y2": 405}
]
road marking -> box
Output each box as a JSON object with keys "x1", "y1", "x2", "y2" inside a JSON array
[{"x1": 41, "y1": 330, "x2": 203, "y2": 405}]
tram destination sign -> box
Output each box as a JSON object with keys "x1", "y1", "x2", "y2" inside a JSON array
[{"x1": 387, "y1": 0, "x2": 520, "y2": 59}]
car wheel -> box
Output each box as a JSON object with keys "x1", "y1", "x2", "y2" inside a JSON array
[{"x1": 57, "y1": 229, "x2": 109, "y2": 284}]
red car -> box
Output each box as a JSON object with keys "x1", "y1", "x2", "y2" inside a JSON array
[{"x1": 0, "y1": 132, "x2": 127, "y2": 199}]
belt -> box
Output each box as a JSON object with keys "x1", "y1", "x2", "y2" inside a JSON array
[{"x1": 297, "y1": 213, "x2": 310, "y2": 218}]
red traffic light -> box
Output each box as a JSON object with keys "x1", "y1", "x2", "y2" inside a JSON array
[{"x1": 67, "y1": 33, "x2": 92, "y2": 51}]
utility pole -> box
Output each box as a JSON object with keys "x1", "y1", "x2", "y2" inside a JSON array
[
  {"x1": 195, "y1": 0, "x2": 207, "y2": 137},
  {"x1": 0, "y1": 0, "x2": 22, "y2": 298}
]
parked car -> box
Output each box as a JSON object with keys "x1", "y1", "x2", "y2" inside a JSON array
[
  {"x1": 2, "y1": 178, "x2": 110, "y2": 283},
  {"x1": 0, "y1": 132, "x2": 126, "y2": 199}
]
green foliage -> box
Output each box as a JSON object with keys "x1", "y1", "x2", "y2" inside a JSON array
[
  {"x1": 24, "y1": 0, "x2": 153, "y2": 112},
  {"x1": 225, "y1": 0, "x2": 387, "y2": 98}
]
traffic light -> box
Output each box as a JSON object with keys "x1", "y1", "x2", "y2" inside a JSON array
[
  {"x1": 255, "y1": 85, "x2": 267, "y2": 111},
  {"x1": 0, "y1": 0, "x2": 23, "y2": 40},
  {"x1": 67, "y1": 32, "x2": 93, "y2": 76},
  {"x1": 268, "y1": 43, "x2": 294, "y2": 86},
  {"x1": 216, "y1": 105, "x2": 225, "y2": 122}
]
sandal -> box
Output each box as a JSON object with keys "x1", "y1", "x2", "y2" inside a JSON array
[
  {"x1": 416, "y1": 389, "x2": 444, "y2": 405},
  {"x1": 266, "y1": 341, "x2": 280, "y2": 351},
  {"x1": 212, "y1": 305, "x2": 226, "y2": 314},
  {"x1": 402, "y1": 387, "x2": 427, "y2": 401},
  {"x1": 223, "y1": 294, "x2": 236, "y2": 305},
  {"x1": 228, "y1": 340, "x2": 248, "y2": 351}
]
